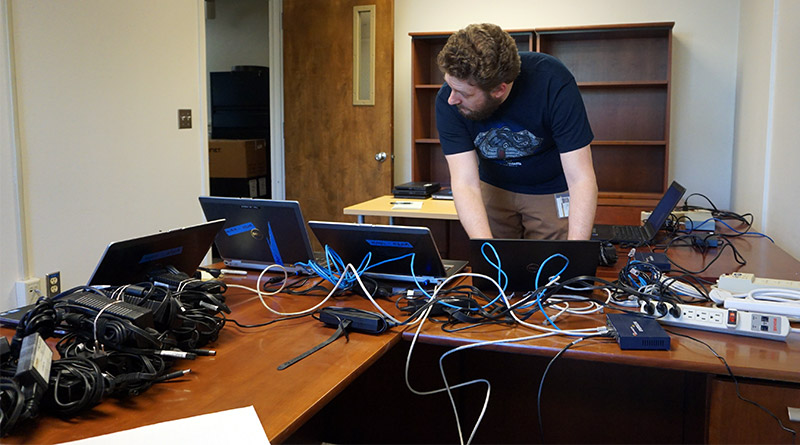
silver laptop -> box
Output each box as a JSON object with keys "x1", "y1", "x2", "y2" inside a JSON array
[
  {"x1": 199, "y1": 196, "x2": 320, "y2": 273},
  {"x1": 308, "y1": 221, "x2": 467, "y2": 284},
  {"x1": 87, "y1": 219, "x2": 225, "y2": 286}
]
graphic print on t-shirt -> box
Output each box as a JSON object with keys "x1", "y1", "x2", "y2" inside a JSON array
[{"x1": 473, "y1": 126, "x2": 543, "y2": 167}]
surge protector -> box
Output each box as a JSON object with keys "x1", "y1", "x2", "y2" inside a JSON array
[
  {"x1": 716, "y1": 272, "x2": 800, "y2": 293},
  {"x1": 641, "y1": 303, "x2": 790, "y2": 341}
]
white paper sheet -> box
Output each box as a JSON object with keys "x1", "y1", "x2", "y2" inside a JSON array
[{"x1": 58, "y1": 405, "x2": 270, "y2": 445}]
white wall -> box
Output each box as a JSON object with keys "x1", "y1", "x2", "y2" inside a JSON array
[
  {"x1": 731, "y1": 0, "x2": 772, "y2": 235},
  {"x1": 732, "y1": 0, "x2": 800, "y2": 260},
  {"x1": 394, "y1": 0, "x2": 740, "y2": 210},
  {"x1": 0, "y1": 0, "x2": 209, "y2": 311},
  {"x1": 1, "y1": 1, "x2": 26, "y2": 311},
  {"x1": 205, "y1": 0, "x2": 269, "y2": 74},
  {"x1": 765, "y1": 0, "x2": 800, "y2": 260}
]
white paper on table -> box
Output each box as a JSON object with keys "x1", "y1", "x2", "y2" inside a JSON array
[
  {"x1": 391, "y1": 201, "x2": 423, "y2": 210},
  {"x1": 58, "y1": 405, "x2": 269, "y2": 445}
]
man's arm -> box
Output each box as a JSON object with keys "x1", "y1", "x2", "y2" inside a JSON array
[
  {"x1": 560, "y1": 145, "x2": 598, "y2": 240},
  {"x1": 445, "y1": 150, "x2": 493, "y2": 239}
]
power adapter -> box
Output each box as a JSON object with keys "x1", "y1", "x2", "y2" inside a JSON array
[
  {"x1": 318, "y1": 306, "x2": 390, "y2": 334},
  {"x1": 632, "y1": 252, "x2": 671, "y2": 271}
]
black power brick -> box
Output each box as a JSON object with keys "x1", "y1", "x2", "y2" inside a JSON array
[{"x1": 317, "y1": 307, "x2": 390, "y2": 334}]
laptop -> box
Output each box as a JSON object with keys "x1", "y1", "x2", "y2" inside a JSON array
[
  {"x1": 87, "y1": 219, "x2": 225, "y2": 286},
  {"x1": 308, "y1": 221, "x2": 467, "y2": 284},
  {"x1": 199, "y1": 196, "x2": 321, "y2": 273},
  {"x1": 469, "y1": 239, "x2": 600, "y2": 293},
  {"x1": 592, "y1": 181, "x2": 687, "y2": 244}
]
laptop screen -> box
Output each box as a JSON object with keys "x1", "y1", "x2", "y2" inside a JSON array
[
  {"x1": 643, "y1": 181, "x2": 687, "y2": 234},
  {"x1": 198, "y1": 197, "x2": 315, "y2": 267},
  {"x1": 308, "y1": 221, "x2": 448, "y2": 278},
  {"x1": 469, "y1": 239, "x2": 600, "y2": 293},
  {"x1": 87, "y1": 219, "x2": 225, "y2": 286}
]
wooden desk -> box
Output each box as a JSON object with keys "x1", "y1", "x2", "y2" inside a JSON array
[
  {"x1": 343, "y1": 194, "x2": 664, "y2": 226},
  {"x1": 4, "y1": 235, "x2": 799, "y2": 444},
  {"x1": 1, "y1": 275, "x2": 406, "y2": 444},
  {"x1": 343, "y1": 195, "x2": 458, "y2": 223}
]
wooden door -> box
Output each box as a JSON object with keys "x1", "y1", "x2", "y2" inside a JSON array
[{"x1": 283, "y1": 0, "x2": 394, "y2": 227}]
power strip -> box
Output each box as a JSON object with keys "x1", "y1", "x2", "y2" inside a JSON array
[
  {"x1": 717, "y1": 272, "x2": 800, "y2": 293},
  {"x1": 722, "y1": 296, "x2": 800, "y2": 319},
  {"x1": 640, "y1": 303, "x2": 790, "y2": 341}
]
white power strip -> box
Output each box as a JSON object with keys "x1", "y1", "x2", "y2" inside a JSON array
[
  {"x1": 717, "y1": 272, "x2": 800, "y2": 293},
  {"x1": 640, "y1": 303, "x2": 790, "y2": 341}
]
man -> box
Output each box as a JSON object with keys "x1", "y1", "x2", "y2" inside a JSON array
[{"x1": 436, "y1": 23, "x2": 597, "y2": 240}]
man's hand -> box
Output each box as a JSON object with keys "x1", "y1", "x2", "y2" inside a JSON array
[
  {"x1": 445, "y1": 151, "x2": 493, "y2": 239},
  {"x1": 560, "y1": 145, "x2": 598, "y2": 240}
]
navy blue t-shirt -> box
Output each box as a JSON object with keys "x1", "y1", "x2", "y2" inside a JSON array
[{"x1": 436, "y1": 52, "x2": 594, "y2": 194}]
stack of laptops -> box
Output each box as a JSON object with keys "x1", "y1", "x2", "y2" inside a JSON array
[
  {"x1": 308, "y1": 221, "x2": 467, "y2": 284},
  {"x1": 592, "y1": 181, "x2": 687, "y2": 244},
  {"x1": 198, "y1": 196, "x2": 322, "y2": 273},
  {"x1": 469, "y1": 239, "x2": 600, "y2": 293}
]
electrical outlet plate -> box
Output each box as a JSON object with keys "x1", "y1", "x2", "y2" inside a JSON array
[
  {"x1": 46, "y1": 271, "x2": 61, "y2": 297},
  {"x1": 15, "y1": 278, "x2": 41, "y2": 306}
]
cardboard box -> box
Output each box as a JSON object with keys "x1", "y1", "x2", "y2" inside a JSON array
[
  {"x1": 210, "y1": 176, "x2": 269, "y2": 198},
  {"x1": 209, "y1": 139, "x2": 267, "y2": 178}
]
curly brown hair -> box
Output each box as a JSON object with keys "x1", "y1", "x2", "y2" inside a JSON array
[{"x1": 436, "y1": 23, "x2": 521, "y2": 92}]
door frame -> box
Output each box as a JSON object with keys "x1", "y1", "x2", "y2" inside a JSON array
[{"x1": 267, "y1": 0, "x2": 285, "y2": 199}]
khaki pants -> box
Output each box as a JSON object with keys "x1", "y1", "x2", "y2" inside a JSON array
[{"x1": 480, "y1": 181, "x2": 569, "y2": 240}]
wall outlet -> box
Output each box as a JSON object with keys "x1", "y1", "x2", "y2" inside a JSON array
[
  {"x1": 15, "y1": 278, "x2": 42, "y2": 306},
  {"x1": 46, "y1": 271, "x2": 61, "y2": 297}
]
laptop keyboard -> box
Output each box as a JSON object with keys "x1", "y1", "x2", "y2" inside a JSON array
[
  {"x1": 312, "y1": 251, "x2": 329, "y2": 266},
  {"x1": 613, "y1": 225, "x2": 644, "y2": 241}
]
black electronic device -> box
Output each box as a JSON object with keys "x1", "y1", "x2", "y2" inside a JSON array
[
  {"x1": 391, "y1": 181, "x2": 440, "y2": 198},
  {"x1": 308, "y1": 221, "x2": 467, "y2": 284},
  {"x1": 71, "y1": 292, "x2": 155, "y2": 329},
  {"x1": 87, "y1": 220, "x2": 224, "y2": 286},
  {"x1": 199, "y1": 196, "x2": 321, "y2": 273},
  {"x1": 469, "y1": 239, "x2": 600, "y2": 293},
  {"x1": 592, "y1": 181, "x2": 686, "y2": 244},
  {"x1": 633, "y1": 252, "x2": 671, "y2": 271},
  {"x1": 317, "y1": 307, "x2": 389, "y2": 334},
  {"x1": 606, "y1": 313, "x2": 671, "y2": 350}
]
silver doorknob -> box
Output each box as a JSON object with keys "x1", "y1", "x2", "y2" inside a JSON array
[{"x1": 375, "y1": 152, "x2": 387, "y2": 162}]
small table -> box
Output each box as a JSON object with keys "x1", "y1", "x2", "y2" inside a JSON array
[{"x1": 343, "y1": 195, "x2": 457, "y2": 224}]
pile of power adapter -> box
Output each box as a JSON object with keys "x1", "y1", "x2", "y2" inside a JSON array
[{"x1": 0, "y1": 272, "x2": 229, "y2": 436}]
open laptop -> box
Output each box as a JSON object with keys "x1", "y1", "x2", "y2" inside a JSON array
[
  {"x1": 308, "y1": 221, "x2": 467, "y2": 284},
  {"x1": 469, "y1": 239, "x2": 600, "y2": 293},
  {"x1": 199, "y1": 196, "x2": 321, "y2": 273},
  {"x1": 592, "y1": 181, "x2": 687, "y2": 244},
  {"x1": 87, "y1": 219, "x2": 225, "y2": 286},
  {"x1": 2, "y1": 220, "x2": 224, "y2": 328}
]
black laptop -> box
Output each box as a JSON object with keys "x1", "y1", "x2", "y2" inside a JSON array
[
  {"x1": 592, "y1": 181, "x2": 687, "y2": 244},
  {"x1": 308, "y1": 221, "x2": 467, "y2": 284},
  {"x1": 469, "y1": 239, "x2": 600, "y2": 293},
  {"x1": 87, "y1": 220, "x2": 225, "y2": 286},
  {"x1": 199, "y1": 197, "x2": 322, "y2": 273}
]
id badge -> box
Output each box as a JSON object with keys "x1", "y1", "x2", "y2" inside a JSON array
[{"x1": 554, "y1": 192, "x2": 570, "y2": 219}]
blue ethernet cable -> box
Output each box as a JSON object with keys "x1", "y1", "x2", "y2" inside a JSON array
[{"x1": 266, "y1": 222, "x2": 284, "y2": 266}]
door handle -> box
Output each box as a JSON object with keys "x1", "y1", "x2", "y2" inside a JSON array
[{"x1": 374, "y1": 151, "x2": 388, "y2": 163}]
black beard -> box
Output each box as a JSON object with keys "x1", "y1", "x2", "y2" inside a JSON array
[{"x1": 458, "y1": 95, "x2": 503, "y2": 121}]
